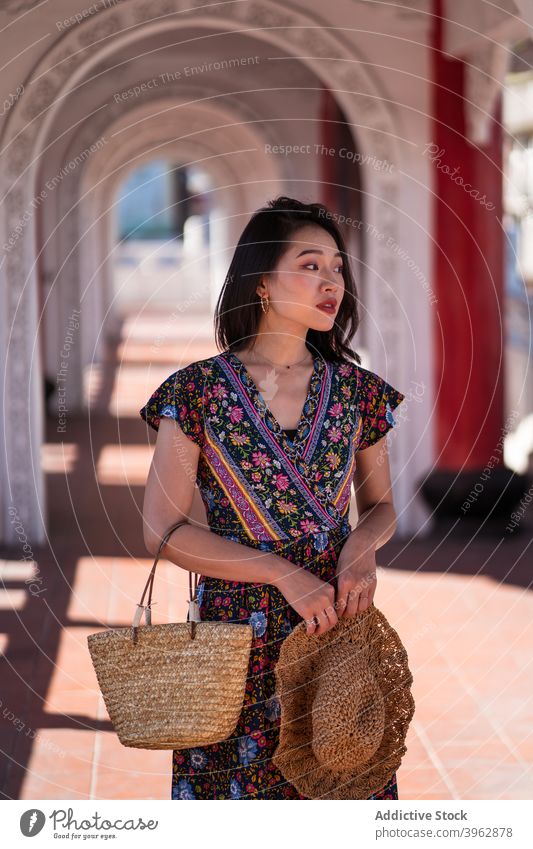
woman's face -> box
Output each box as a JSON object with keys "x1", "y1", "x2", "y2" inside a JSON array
[{"x1": 258, "y1": 224, "x2": 346, "y2": 331}]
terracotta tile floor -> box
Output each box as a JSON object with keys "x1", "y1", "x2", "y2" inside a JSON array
[{"x1": 1, "y1": 311, "x2": 532, "y2": 800}]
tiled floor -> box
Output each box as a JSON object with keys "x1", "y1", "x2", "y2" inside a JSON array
[{"x1": 1, "y1": 311, "x2": 532, "y2": 800}]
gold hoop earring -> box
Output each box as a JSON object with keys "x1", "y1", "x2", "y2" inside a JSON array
[{"x1": 260, "y1": 294, "x2": 270, "y2": 314}]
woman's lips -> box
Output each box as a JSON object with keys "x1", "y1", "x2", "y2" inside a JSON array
[{"x1": 316, "y1": 304, "x2": 336, "y2": 314}]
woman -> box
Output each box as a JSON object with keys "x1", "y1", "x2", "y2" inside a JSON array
[{"x1": 140, "y1": 196, "x2": 405, "y2": 800}]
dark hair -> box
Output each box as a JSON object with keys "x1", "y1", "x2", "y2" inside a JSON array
[{"x1": 213, "y1": 196, "x2": 361, "y2": 365}]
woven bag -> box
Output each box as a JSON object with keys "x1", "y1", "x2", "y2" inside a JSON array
[{"x1": 87, "y1": 519, "x2": 253, "y2": 750}]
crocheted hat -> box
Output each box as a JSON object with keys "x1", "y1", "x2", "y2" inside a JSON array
[{"x1": 272, "y1": 603, "x2": 415, "y2": 799}]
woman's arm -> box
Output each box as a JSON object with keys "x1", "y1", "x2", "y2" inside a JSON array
[
  {"x1": 349, "y1": 438, "x2": 399, "y2": 551},
  {"x1": 333, "y1": 439, "x2": 399, "y2": 619},
  {"x1": 142, "y1": 419, "x2": 336, "y2": 637},
  {"x1": 142, "y1": 419, "x2": 337, "y2": 631}
]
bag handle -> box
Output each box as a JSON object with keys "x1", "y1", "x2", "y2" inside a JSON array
[{"x1": 132, "y1": 519, "x2": 198, "y2": 629}]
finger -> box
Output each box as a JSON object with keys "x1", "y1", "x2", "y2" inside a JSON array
[
  {"x1": 344, "y1": 586, "x2": 360, "y2": 619},
  {"x1": 305, "y1": 615, "x2": 318, "y2": 637},
  {"x1": 323, "y1": 604, "x2": 339, "y2": 632},
  {"x1": 362, "y1": 577, "x2": 377, "y2": 611},
  {"x1": 335, "y1": 594, "x2": 348, "y2": 618},
  {"x1": 357, "y1": 591, "x2": 370, "y2": 613},
  {"x1": 313, "y1": 610, "x2": 330, "y2": 637},
  {"x1": 337, "y1": 584, "x2": 359, "y2": 618},
  {"x1": 306, "y1": 611, "x2": 324, "y2": 636}
]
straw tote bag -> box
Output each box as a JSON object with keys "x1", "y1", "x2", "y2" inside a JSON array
[{"x1": 87, "y1": 519, "x2": 253, "y2": 750}]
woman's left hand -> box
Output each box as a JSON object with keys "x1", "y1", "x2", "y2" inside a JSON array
[{"x1": 334, "y1": 532, "x2": 377, "y2": 619}]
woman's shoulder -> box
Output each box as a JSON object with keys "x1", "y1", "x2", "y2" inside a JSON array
[
  {"x1": 343, "y1": 361, "x2": 405, "y2": 450},
  {"x1": 152, "y1": 355, "x2": 221, "y2": 395},
  {"x1": 139, "y1": 355, "x2": 220, "y2": 441},
  {"x1": 173, "y1": 353, "x2": 219, "y2": 378},
  {"x1": 335, "y1": 359, "x2": 402, "y2": 395}
]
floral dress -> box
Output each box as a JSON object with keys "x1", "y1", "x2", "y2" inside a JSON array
[{"x1": 140, "y1": 349, "x2": 405, "y2": 800}]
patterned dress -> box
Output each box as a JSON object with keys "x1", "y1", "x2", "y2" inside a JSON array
[{"x1": 140, "y1": 349, "x2": 405, "y2": 800}]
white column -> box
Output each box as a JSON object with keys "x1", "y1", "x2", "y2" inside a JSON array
[
  {"x1": 208, "y1": 207, "x2": 229, "y2": 315},
  {"x1": 0, "y1": 178, "x2": 47, "y2": 545}
]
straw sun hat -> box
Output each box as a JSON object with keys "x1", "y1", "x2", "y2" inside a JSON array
[{"x1": 272, "y1": 603, "x2": 415, "y2": 799}]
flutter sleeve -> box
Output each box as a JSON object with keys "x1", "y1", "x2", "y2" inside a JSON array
[
  {"x1": 356, "y1": 366, "x2": 405, "y2": 451},
  {"x1": 139, "y1": 362, "x2": 206, "y2": 448}
]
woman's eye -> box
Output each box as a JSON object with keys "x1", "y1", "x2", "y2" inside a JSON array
[{"x1": 303, "y1": 262, "x2": 344, "y2": 273}]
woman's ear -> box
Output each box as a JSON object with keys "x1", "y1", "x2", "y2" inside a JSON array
[{"x1": 256, "y1": 269, "x2": 276, "y2": 297}]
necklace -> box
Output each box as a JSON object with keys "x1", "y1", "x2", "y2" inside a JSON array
[{"x1": 251, "y1": 347, "x2": 312, "y2": 370}]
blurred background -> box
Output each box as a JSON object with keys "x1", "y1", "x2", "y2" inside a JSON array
[{"x1": 0, "y1": 0, "x2": 532, "y2": 801}]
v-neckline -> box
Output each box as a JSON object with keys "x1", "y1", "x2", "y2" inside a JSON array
[{"x1": 221, "y1": 350, "x2": 324, "y2": 454}]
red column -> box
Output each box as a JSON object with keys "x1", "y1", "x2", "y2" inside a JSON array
[
  {"x1": 319, "y1": 85, "x2": 341, "y2": 210},
  {"x1": 431, "y1": 0, "x2": 504, "y2": 470},
  {"x1": 319, "y1": 85, "x2": 359, "y2": 215}
]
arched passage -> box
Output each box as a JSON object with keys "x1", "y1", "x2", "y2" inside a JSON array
[
  {"x1": 0, "y1": 0, "x2": 413, "y2": 545},
  {"x1": 40, "y1": 94, "x2": 283, "y2": 410}
]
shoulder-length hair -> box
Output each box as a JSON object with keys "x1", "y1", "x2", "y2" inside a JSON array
[{"x1": 214, "y1": 196, "x2": 361, "y2": 365}]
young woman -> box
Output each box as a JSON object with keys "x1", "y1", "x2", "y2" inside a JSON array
[{"x1": 140, "y1": 196, "x2": 405, "y2": 800}]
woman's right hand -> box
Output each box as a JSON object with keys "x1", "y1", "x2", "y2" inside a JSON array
[{"x1": 271, "y1": 558, "x2": 338, "y2": 636}]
